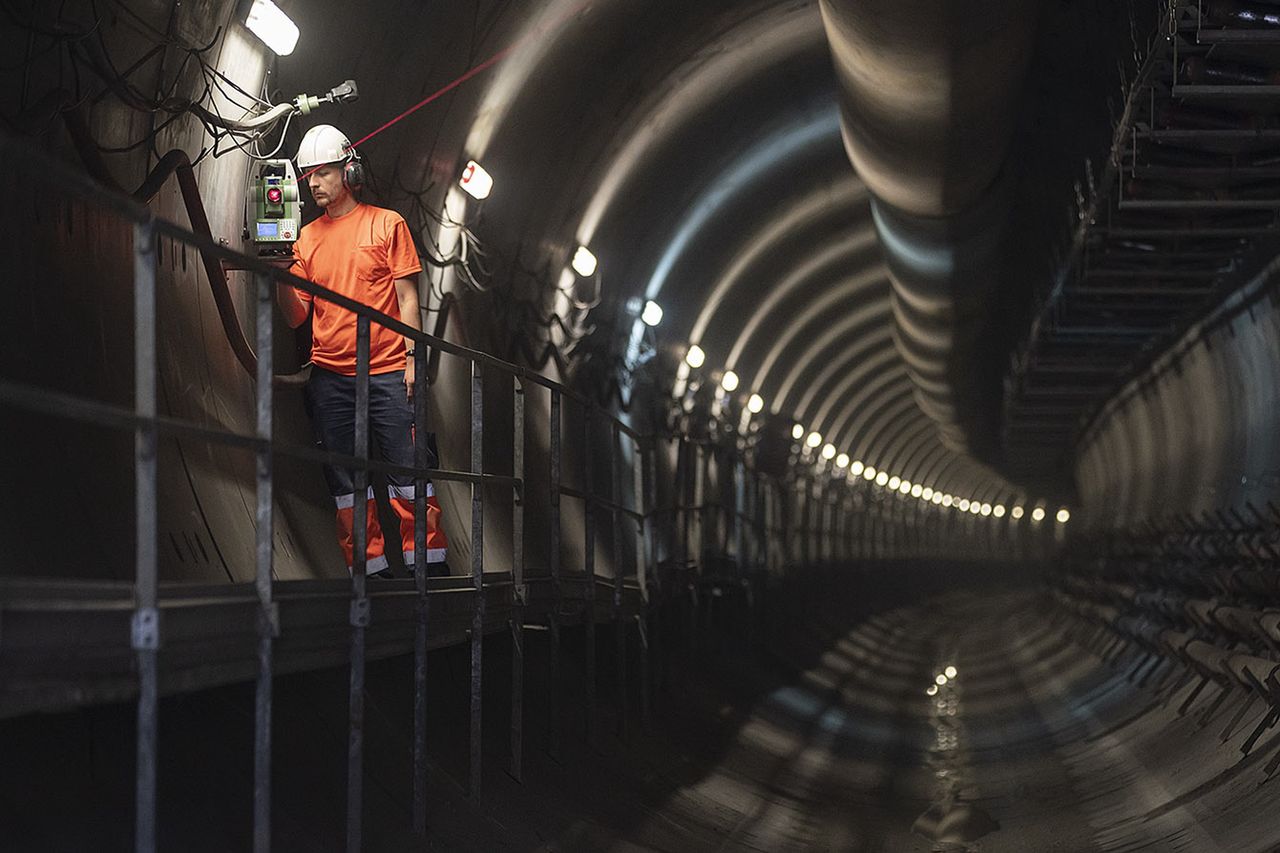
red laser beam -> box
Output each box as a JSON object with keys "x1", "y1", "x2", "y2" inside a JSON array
[{"x1": 300, "y1": 2, "x2": 592, "y2": 182}]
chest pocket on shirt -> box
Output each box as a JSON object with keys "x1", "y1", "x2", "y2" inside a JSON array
[{"x1": 354, "y1": 245, "x2": 389, "y2": 282}]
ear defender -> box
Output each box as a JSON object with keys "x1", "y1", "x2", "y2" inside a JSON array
[{"x1": 342, "y1": 151, "x2": 365, "y2": 190}]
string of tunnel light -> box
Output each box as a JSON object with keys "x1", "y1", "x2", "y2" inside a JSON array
[{"x1": 681, "y1": 343, "x2": 1071, "y2": 526}]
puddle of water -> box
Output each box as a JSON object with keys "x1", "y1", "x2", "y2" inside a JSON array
[{"x1": 912, "y1": 653, "x2": 1001, "y2": 851}]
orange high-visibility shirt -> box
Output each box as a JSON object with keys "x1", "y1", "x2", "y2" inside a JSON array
[{"x1": 291, "y1": 203, "x2": 423, "y2": 376}]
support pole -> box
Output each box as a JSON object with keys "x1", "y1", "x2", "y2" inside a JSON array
[
  {"x1": 411, "y1": 343, "x2": 429, "y2": 836},
  {"x1": 252, "y1": 272, "x2": 276, "y2": 853},
  {"x1": 468, "y1": 360, "x2": 485, "y2": 801},
  {"x1": 583, "y1": 408, "x2": 597, "y2": 747},
  {"x1": 131, "y1": 220, "x2": 160, "y2": 853},
  {"x1": 548, "y1": 390, "x2": 563, "y2": 761},
  {"x1": 345, "y1": 316, "x2": 371, "y2": 853},
  {"x1": 509, "y1": 378, "x2": 526, "y2": 781}
]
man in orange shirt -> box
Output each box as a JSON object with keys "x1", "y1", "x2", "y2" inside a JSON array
[{"x1": 277, "y1": 124, "x2": 447, "y2": 577}]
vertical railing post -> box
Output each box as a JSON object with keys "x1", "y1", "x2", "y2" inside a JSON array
[
  {"x1": 632, "y1": 437, "x2": 651, "y2": 731},
  {"x1": 611, "y1": 422, "x2": 628, "y2": 742},
  {"x1": 548, "y1": 389, "x2": 562, "y2": 761},
  {"x1": 509, "y1": 377, "x2": 526, "y2": 781},
  {"x1": 411, "y1": 342, "x2": 429, "y2": 837},
  {"x1": 692, "y1": 443, "x2": 705, "y2": 574},
  {"x1": 583, "y1": 407, "x2": 598, "y2": 747},
  {"x1": 843, "y1": 491, "x2": 853, "y2": 561},
  {"x1": 799, "y1": 476, "x2": 810, "y2": 565},
  {"x1": 633, "y1": 438, "x2": 650, "y2": 602},
  {"x1": 252, "y1": 272, "x2": 276, "y2": 853},
  {"x1": 468, "y1": 359, "x2": 485, "y2": 801},
  {"x1": 131, "y1": 220, "x2": 160, "y2": 853},
  {"x1": 734, "y1": 458, "x2": 745, "y2": 579},
  {"x1": 676, "y1": 438, "x2": 689, "y2": 572},
  {"x1": 346, "y1": 315, "x2": 371, "y2": 853}
]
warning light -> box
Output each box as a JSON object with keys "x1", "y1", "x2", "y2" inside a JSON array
[{"x1": 459, "y1": 159, "x2": 494, "y2": 200}]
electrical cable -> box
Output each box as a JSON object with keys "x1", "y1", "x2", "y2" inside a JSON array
[{"x1": 7, "y1": 0, "x2": 602, "y2": 389}]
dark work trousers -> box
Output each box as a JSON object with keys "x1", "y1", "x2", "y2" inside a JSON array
[{"x1": 303, "y1": 366, "x2": 448, "y2": 574}]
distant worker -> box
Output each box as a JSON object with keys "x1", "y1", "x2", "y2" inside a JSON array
[{"x1": 276, "y1": 124, "x2": 448, "y2": 577}]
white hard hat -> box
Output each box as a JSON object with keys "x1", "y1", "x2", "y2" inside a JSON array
[{"x1": 296, "y1": 124, "x2": 354, "y2": 168}]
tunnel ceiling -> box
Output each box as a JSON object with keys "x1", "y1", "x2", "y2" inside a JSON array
[
  {"x1": 272, "y1": 0, "x2": 1062, "y2": 507},
  {"x1": 12, "y1": 0, "x2": 1269, "y2": 532},
  {"x1": 10, "y1": 0, "x2": 1183, "y2": 518}
]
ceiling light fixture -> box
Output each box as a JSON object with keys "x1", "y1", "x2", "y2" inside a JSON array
[
  {"x1": 245, "y1": 0, "x2": 300, "y2": 55},
  {"x1": 571, "y1": 245, "x2": 598, "y2": 277},
  {"x1": 641, "y1": 300, "x2": 664, "y2": 326}
]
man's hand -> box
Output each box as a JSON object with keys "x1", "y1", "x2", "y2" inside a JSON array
[{"x1": 393, "y1": 275, "x2": 422, "y2": 405}]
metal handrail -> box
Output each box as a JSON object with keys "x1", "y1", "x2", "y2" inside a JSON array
[
  {"x1": 0, "y1": 133, "x2": 639, "y2": 437},
  {"x1": 0, "y1": 130, "x2": 655, "y2": 853}
]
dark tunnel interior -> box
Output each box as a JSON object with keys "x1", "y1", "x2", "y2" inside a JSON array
[{"x1": 4, "y1": 0, "x2": 1280, "y2": 850}]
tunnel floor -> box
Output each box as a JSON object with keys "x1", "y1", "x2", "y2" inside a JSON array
[
  {"x1": 464, "y1": 584, "x2": 1279, "y2": 852},
  {"x1": 3, "y1": 576, "x2": 1277, "y2": 851}
]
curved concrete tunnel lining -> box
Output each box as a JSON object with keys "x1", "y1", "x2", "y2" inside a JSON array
[
  {"x1": 768, "y1": 285, "x2": 895, "y2": 414},
  {"x1": 687, "y1": 177, "x2": 867, "y2": 345},
  {"x1": 749, "y1": 268, "x2": 889, "y2": 401},
  {"x1": 823, "y1": 363, "x2": 910, "y2": 442},
  {"x1": 865, "y1": 417, "x2": 937, "y2": 492},
  {"x1": 798, "y1": 327, "x2": 896, "y2": 428},
  {"x1": 567, "y1": 0, "x2": 832, "y2": 248},
  {"x1": 718, "y1": 227, "x2": 880, "y2": 374},
  {"x1": 889, "y1": 420, "x2": 954, "y2": 488},
  {"x1": 845, "y1": 390, "x2": 919, "y2": 465}
]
